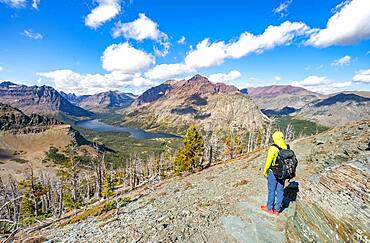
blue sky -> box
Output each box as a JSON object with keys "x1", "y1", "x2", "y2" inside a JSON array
[{"x1": 0, "y1": 0, "x2": 369, "y2": 95}]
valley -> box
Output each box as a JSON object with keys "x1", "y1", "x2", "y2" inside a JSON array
[
  {"x1": 0, "y1": 77, "x2": 369, "y2": 243},
  {"x1": 12, "y1": 119, "x2": 370, "y2": 243},
  {"x1": 2, "y1": 1, "x2": 370, "y2": 242}
]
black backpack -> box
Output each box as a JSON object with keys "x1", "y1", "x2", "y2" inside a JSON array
[{"x1": 271, "y1": 144, "x2": 298, "y2": 180}]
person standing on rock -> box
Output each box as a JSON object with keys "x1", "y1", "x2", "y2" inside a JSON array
[{"x1": 260, "y1": 131, "x2": 292, "y2": 216}]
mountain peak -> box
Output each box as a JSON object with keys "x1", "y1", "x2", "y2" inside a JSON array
[
  {"x1": 0, "y1": 82, "x2": 93, "y2": 117},
  {"x1": 188, "y1": 74, "x2": 208, "y2": 82},
  {"x1": 0, "y1": 81, "x2": 18, "y2": 88}
]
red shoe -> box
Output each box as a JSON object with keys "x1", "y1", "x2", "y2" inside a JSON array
[
  {"x1": 260, "y1": 205, "x2": 268, "y2": 211},
  {"x1": 271, "y1": 209, "x2": 280, "y2": 216}
]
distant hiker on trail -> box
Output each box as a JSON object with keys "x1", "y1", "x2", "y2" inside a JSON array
[{"x1": 261, "y1": 131, "x2": 298, "y2": 216}]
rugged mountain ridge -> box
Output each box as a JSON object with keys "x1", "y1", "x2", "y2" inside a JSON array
[
  {"x1": 0, "y1": 103, "x2": 105, "y2": 181},
  {"x1": 123, "y1": 75, "x2": 268, "y2": 133},
  {"x1": 76, "y1": 91, "x2": 136, "y2": 112},
  {"x1": 0, "y1": 103, "x2": 62, "y2": 134},
  {"x1": 0, "y1": 103, "x2": 92, "y2": 145},
  {"x1": 0, "y1": 81, "x2": 93, "y2": 117},
  {"x1": 296, "y1": 93, "x2": 370, "y2": 127},
  {"x1": 248, "y1": 85, "x2": 324, "y2": 115}
]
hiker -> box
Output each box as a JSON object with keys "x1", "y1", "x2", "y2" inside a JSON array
[{"x1": 261, "y1": 131, "x2": 298, "y2": 216}]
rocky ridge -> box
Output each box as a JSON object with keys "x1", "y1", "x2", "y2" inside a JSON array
[
  {"x1": 248, "y1": 85, "x2": 324, "y2": 112},
  {"x1": 0, "y1": 103, "x2": 62, "y2": 134},
  {"x1": 28, "y1": 120, "x2": 369, "y2": 242},
  {"x1": 296, "y1": 93, "x2": 370, "y2": 127},
  {"x1": 0, "y1": 81, "x2": 93, "y2": 117},
  {"x1": 123, "y1": 74, "x2": 268, "y2": 133},
  {"x1": 61, "y1": 91, "x2": 136, "y2": 112}
]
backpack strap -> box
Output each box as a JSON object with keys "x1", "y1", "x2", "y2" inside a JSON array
[
  {"x1": 287, "y1": 144, "x2": 290, "y2": 149},
  {"x1": 272, "y1": 144, "x2": 282, "y2": 150}
]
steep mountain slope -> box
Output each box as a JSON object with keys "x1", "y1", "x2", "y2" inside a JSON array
[
  {"x1": 76, "y1": 91, "x2": 136, "y2": 112},
  {"x1": 0, "y1": 103, "x2": 62, "y2": 133},
  {"x1": 123, "y1": 75, "x2": 268, "y2": 133},
  {"x1": 296, "y1": 93, "x2": 370, "y2": 127},
  {"x1": 248, "y1": 85, "x2": 324, "y2": 116},
  {"x1": 343, "y1": 90, "x2": 370, "y2": 98},
  {"x1": 32, "y1": 120, "x2": 369, "y2": 242},
  {"x1": 0, "y1": 81, "x2": 93, "y2": 117},
  {"x1": 0, "y1": 103, "x2": 96, "y2": 179}
]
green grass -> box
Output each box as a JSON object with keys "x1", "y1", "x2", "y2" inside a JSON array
[{"x1": 274, "y1": 116, "x2": 329, "y2": 136}]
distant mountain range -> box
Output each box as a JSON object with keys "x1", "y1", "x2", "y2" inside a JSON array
[
  {"x1": 1, "y1": 79, "x2": 369, "y2": 131},
  {"x1": 0, "y1": 81, "x2": 93, "y2": 118},
  {"x1": 297, "y1": 93, "x2": 370, "y2": 127},
  {"x1": 248, "y1": 85, "x2": 324, "y2": 111},
  {"x1": 61, "y1": 91, "x2": 136, "y2": 112},
  {"x1": 247, "y1": 85, "x2": 370, "y2": 127},
  {"x1": 123, "y1": 74, "x2": 268, "y2": 133}
]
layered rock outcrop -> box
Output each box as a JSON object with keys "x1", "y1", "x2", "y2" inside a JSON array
[
  {"x1": 0, "y1": 103, "x2": 62, "y2": 134},
  {"x1": 286, "y1": 120, "x2": 370, "y2": 242}
]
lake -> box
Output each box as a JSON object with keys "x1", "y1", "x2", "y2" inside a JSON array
[{"x1": 75, "y1": 119, "x2": 180, "y2": 140}]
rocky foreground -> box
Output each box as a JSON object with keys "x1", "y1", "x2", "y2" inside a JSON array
[{"x1": 19, "y1": 120, "x2": 369, "y2": 242}]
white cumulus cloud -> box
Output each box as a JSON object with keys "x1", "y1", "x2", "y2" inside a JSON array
[
  {"x1": 331, "y1": 55, "x2": 352, "y2": 66},
  {"x1": 352, "y1": 69, "x2": 370, "y2": 83},
  {"x1": 275, "y1": 76, "x2": 282, "y2": 81},
  {"x1": 185, "y1": 38, "x2": 227, "y2": 68},
  {"x1": 292, "y1": 75, "x2": 352, "y2": 94},
  {"x1": 226, "y1": 21, "x2": 310, "y2": 59},
  {"x1": 112, "y1": 13, "x2": 170, "y2": 57},
  {"x1": 0, "y1": 66, "x2": 4, "y2": 72},
  {"x1": 292, "y1": 75, "x2": 328, "y2": 87},
  {"x1": 208, "y1": 70, "x2": 242, "y2": 83},
  {"x1": 307, "y1": 0, "x2": 370, "y2": 47},
  {"x1": 112, "y1": 13, "x2": 166, "y2": 41},
  {"x1": 185, "y1": 21, "x2": 311, "y2": 69},
  {"x1": 36, "y1": 69, "x2": 155, "y2": 95},
  {"x1": 145, "y1": 63, "x2": 195, "y2": 80},
  {"x1": 101, "y1": 42, "x2": 155, "y2": 73},
  {"x1": 22, "y1": 29, "x2": 43, "y2": 40},
  {"x1": 85, "y1": 0, "x2": 121, "y2": 29}
]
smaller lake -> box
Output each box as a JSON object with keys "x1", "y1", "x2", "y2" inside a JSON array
[{"x1": 75, "y1": 119, "x2": 180, "y2": 140}]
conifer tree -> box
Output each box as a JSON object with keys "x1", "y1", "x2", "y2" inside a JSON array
[
  {"x1": 101, "y1": 174, "x2": 114, "y2": 198},
  {"x1": 174, "y1": 125, "x2": 205, "y2": 174},
  {"x1": 234, "y1": 135, "x2": 243, "y2": 155},
  {"x1": 224, "y1": 132, "x2": 235, "y2": 159}
]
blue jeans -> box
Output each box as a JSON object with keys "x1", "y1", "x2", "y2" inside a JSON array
[{"x1": 267, "y1": 171, "x2": 285, "y2": 211}]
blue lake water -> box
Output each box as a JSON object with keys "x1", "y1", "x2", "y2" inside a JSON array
[{"x1": 75, "y1": 119, "x2": 180, "y2": 140}]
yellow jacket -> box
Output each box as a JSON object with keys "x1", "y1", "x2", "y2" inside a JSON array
[{"x1": 263, "y1": 131, "x2": 287, "y2": 177}]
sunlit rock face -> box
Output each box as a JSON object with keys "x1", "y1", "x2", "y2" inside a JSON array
[
  {"x1": 285, "y1": 120, "x2": 370, "y2": 242},
  {"x1": 123, "y1": 74, "x2": 269, "y2": 133}
]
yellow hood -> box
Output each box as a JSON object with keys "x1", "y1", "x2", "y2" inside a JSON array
[{"x1": 272, "y1": 131, "x2": 287, "y2": 149}]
